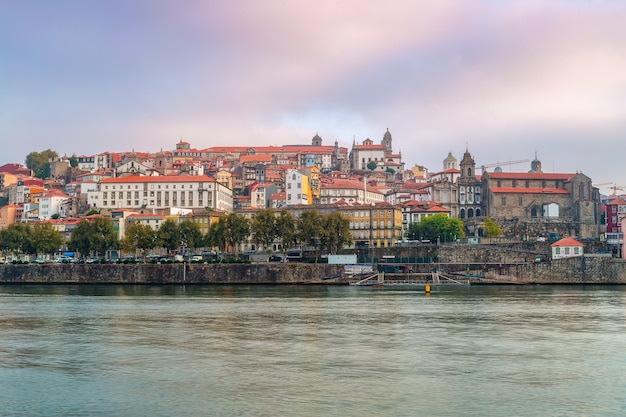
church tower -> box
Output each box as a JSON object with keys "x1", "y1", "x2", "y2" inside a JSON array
[
  {"x1": 457, "y1": 147, "x2": 481, "y2": 220},
  {"x1": 382, "y1": 129, "x2": 392, "y2": 154},
  {"x1": 312, "y1": 133, "x2": 322, "y2": 147},
  {"x1": 530, "y1": 152, "x2": 543, "y2": 173}
]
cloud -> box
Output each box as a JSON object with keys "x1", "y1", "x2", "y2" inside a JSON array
[{"x1": 2, "y1": 0, "x2": 626, "y2": 189}]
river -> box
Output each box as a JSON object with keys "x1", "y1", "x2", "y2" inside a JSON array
[{"x1": 1, "y1": 284, "x2": 625, "y2": 416}]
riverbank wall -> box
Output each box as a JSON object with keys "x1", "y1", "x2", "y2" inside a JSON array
[
  {"x1": 2, "y1": 256, "x2": 626, "y2": 284},
  {"x1": 0, "y1": 263, "x2": 346, "y2": 285}
]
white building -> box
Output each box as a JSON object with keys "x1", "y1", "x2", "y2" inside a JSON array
[
  {"x1": 285, "y1": 170, "x2": 310, "y2": 206},
  {"x1": 87, "y1": 175, "x2": 233, "y2": 212},
  {"x1": 551, "y1": 237, "x2": 584, "y2": 260},
  {"x1": 319, "y1": 178, "x2": 385, "y2": 205},
  {"x1": 350, "y1": 138, "x2": 386, "y2": 172},
  {"x1": 38, "y1": 190, "x2": 70, "y2": 220}
]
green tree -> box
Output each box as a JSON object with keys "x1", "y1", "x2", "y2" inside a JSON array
[
  {"x1": 25, "y1": 149, "x2": 58, "y2": 179},
  {"x1": 179, "y1": 220, "x2": 203, "y2": 254},
  {"x1": 157, "y1": 219, "x2": 182, "y2": 255},
  {"x1": 67, "y1": 220, "x2": 92, "y2": 256},
  {"x1": 407, "y1": 214, "x2": 464, "y2": 243},
  {"x1": 320, "y1": 211, "x2": 353, "y2": 254},
  {"x1": 222, "y1": 213, "x2": 250, "y2": 256},
  {"x1": 68, "y1": 217, "x2": 118, "y2": 257},
  {"x1": 366, "y1": 161, "x2": 377, "y2": 171},
  {"x1": 30, "y1": 223, "x2": 62, "y2": 257},
  {"x1": 206, "y1": 220, "x2": 227, "y2": 254},
  {"x1": 123, "y1": 223, "x2": 158, "y2": 260},
  {"x1": 275, "y1": 210, "x2": 296, "y2": 253},
  {"x1": 251, "y1": 209, "x2": 276, "y2": 254},
  {"x1": 297, "y1": 210, "x2": 323, "y2": 259},
  {"x1": 482, "y1": 216, "x2": 502, "y2": 238},
  {"x1": 69, "y1": 155, "x2": 79, "y2": 168},
  {"x1": 0, "y1": 223, "x2": 32, "y2": 257}
]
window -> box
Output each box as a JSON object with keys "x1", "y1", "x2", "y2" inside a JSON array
[{"x1": 501, "y1": 196, "x2": 506, "y2": 206}]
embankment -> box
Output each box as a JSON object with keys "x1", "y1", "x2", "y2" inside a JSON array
[{"x1": 0, "y1": 263, "x2": 345, "y2": 285}]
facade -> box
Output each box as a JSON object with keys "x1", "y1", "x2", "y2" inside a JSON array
[
  {"x1": 340, "y1": 203, "x2": 402, "y2": 248},
  {"x1": 350, "y1": 138, "x2": 386, "y2": 172},
  {"x1": 399, "y1": 200, "x2": 450, "y2": 239},
  {"x1": 457, "y1": 149, "x2": 482, "y2": 220},
  {"x1": 319, "y1": 178, "x2": 385, "y2": 206},
  {"x1": 250, "y1": 183, "x2": 278, "y2": 209},
  {"x1": 38, "y1": 190, "x2": 70, "y2": 220},
  {"x1": 88, "y1": 175, "x2": 233, "y2": 212},
  {"x1": 551, "y1": 237, "x2": 584, "y2": 260},
  {"x1": 481, "y1": 167, "x2": 601, "y2": 239},
  {"x1": 285, "y1": 170, "x2": 311, "y2": 206},
  {"x1": 126, "y1": 213, "x2": 165, "y2": 231}
]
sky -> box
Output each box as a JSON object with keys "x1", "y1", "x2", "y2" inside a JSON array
[{"x1": 2, "y1": 0, "x2": 626, "y2": 195}]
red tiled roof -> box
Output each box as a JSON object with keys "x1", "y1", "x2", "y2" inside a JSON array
[
  {"x1": 551, "y1": 237, "x2": 583, "y2": 247},
  {"x1": 490, "y1": 187, "x2": 569, "y2": 194},
  {"x1": 101, "y1": 175, "x2": 214, "y2": 183},
  {"x1": 487, "y1": 172, "x2": 575, "y2": 180}
]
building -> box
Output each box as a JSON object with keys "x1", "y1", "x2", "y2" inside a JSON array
[
  {"x1": 319, "y1": 177, "x2": 385, "y2": 205},
  {"x1": 551, "y1": 237, "x2": 584, "y2": 260},
  {"x1": 38, "y1": 190, "x2": 70, "y2": 220},
  {"x1": 250, "y1": 183, "x2": 278, "y2": 209},
  {"x1": 285, "y1": 170, "x2": 311, "y2": 206},
  {"x1": 339, "y1": 203, "x2": 402, "y2": 248},
  {"x1": 399, "y1": 200, "x2": 450, "y2": 239},
  {"x1": 480, "y1": 160, "x2": 601, "y2": 239},
  {"x1": 87, "y1": 175, "x2": 233, "y2": 213}
]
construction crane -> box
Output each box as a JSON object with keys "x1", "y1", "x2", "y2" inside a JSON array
[
  {"x1": 479, "y1": 159, "x2": 529, "y2": 174},
  {"x1": 594, "y1": 182, "x2": 625, "y2": 195},
  {"x1": 594, "y1": 183, "x2": 625, "y2": 194}
]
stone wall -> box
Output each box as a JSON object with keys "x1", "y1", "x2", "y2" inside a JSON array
[
  {"x1": 0, "y1": 263, "x2": 346, "y2": 285},
  {"x1": 482, "y1": 256, "x2": 626, "y2": 284}
]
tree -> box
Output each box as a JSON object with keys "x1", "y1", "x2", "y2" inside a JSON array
[
  {"x1": 482, "y1": 216, "x2": 502, "y2": 238},
  {"x1": 179, "y1": 220, "x2": 203, "y2": 254},
  {"x1": 30, "y1": 223, "x2": 62, "y2": 257},
  {"x1": 320, "y1": 211, "x2": 353, "y2": 254},
  {"x1": 206, "y1": 221, "x2": 227, "y2": 254},
  {"x1": 297, "y1": 210, "x2": 323, "y2": 259},
  {"x1": 407, "y1": 214, "x2": 464, "y2": 243},
  {"x1": 25, "y1": 149, "x2": 58, "y2": 179},
  {"x1": 68, "y1": 217, "x2": 118, "y2": 257},
  {"x1": 67, "y1": 220, "x2": 92, "y2": 256},
  {"x1": 69, "y1": 155, "x2": 78, "y2": 168},
  {"x1": 366, "y1": 161, "x2": 377, "y2": 171},
  {"x1": 0, "y1": 223, "x2": 32, "y2": 257},
  {"x1": 123, "y1": 223, "x2": 158, "y2": 260},
  {"x1": 157, "y1": 219, "x2": 181, "y2": 255},
  {"x1": 222, "y1": 213, "x2": 250, "y2": 255},
  {"x1": 251, "y1": 209, "x2": 276, "y2": 254},
  {"x1": 275, "y1": 210, "x2": 296, "y2": 253}
]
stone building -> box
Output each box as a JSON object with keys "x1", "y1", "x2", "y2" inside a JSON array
[{"x1": 480, "y1": 160, "x2": 601, "y2": 239}]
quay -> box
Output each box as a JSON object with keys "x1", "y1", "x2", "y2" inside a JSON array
[{"x1": 1, "y1": 255, "x2": 626, "y2": 285}]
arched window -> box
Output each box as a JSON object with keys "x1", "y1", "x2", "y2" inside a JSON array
[
  {"x1": 531, "y1": 207, "x2": 538, "y2": 218},
  {"x1": 476, "y1": 208, "x2": 481, "y2": 217},
  {"x1": 460, "y1": 208, "x2": 465, "y2": 219},
  {"x1": 467, "y1": 168, "x2": 472, "y2": 176},
  {"x1": 579, "y1": 183, "x2": 585, "y2": 199},
  {"x1": 468, "y1": 208, "x2": 474, "y2": 218}
]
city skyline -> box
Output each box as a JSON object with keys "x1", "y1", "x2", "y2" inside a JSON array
[{"x1": 2, "y1": 0, "x2": 626, "y2": 194}]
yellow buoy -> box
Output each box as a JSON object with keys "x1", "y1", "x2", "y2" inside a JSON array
[{"x1": 425, "y1": 284, "x2": 431, "y2": 294}]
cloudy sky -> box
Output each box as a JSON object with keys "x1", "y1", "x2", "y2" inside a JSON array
[{"x1": 2, "y1": 0, "x2": 625, "y2": 194}]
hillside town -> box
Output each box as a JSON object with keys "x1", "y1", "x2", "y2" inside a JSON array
[{"x1": 0, "y1": 130, "x2": 623, "y2": 259}]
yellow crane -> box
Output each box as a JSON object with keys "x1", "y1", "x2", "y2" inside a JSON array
[
  {"x1": 479, "y1": 159, "x2": 530, "y2": 174},
  {"x1": 594, "y1": 183, "x2": 625, "y2": 195}
]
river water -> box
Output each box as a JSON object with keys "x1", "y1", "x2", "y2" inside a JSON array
[{"x1": 1, "y1": 284, "x2": 625, "y2": 417}]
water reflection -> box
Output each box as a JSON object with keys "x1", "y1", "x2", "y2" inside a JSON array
[{"x1": 1, "y1": 284, "x2": 626, "y2": 417}]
